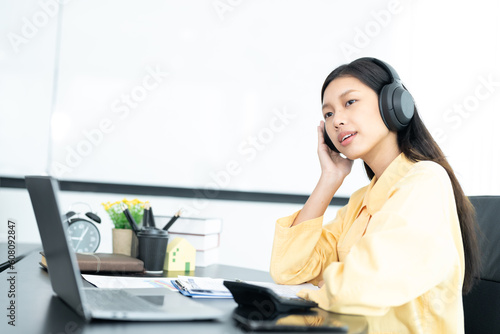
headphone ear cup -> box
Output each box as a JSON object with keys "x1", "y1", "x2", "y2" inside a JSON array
[
  {"x1": 393, "y1": 87, "x2": 414, "y2": 126},
  {"x1": 379, "y1": 82, "x2": 414, "y2": 132},
  {"x1": 323, "y1": 125, "x2": 340, "y2": 153}
]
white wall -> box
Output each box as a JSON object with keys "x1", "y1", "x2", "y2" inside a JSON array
[
  {"x1": 1, "y1": 0, "x2": 500, "y2": 271},
  {"x1": 2, "y1": 0, "x2": 499, "y2": 196}
]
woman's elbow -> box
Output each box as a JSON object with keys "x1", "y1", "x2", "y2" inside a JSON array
[
  {"x1": 270, "y1": 264, "x2": 319, "y2": 285},
  {"x1": 270, "y1": 265, "x2": 290, "y2": 284}
]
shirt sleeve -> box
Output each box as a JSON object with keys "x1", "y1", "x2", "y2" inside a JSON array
[
  {"x1": 269, "y1": 205, "x2": 348, "y2": 286},
  {"x1": 296, "y1": 163, "x2": 462, "y2": 316}
]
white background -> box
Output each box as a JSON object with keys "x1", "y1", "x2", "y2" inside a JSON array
[{"x1": 1, "y1": 0, "x2": 499, "y2": 271}]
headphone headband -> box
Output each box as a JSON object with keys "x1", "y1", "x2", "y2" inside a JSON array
[{"x1": 362, "y1": 57, "x2": 401, "y2": 82}]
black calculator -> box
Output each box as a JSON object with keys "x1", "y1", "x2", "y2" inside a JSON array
[{"x1": 223, "y1": 280, "x2": 318, "y2": 313}]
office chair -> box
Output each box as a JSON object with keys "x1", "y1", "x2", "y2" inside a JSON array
[{"x1": 463, "y1": 196, "x2": 500, "y2": 334}]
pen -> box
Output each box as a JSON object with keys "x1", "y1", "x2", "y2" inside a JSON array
[
  {"x1": 122, "y1": 203, "x2": 139, "y2": 235},
  {"x1": 174, "y1": 279, "x2": 187, "y2": 291},
  {"x1": 162, "y1": 209, "x2": 182, "y2": 231},
  {"x1": 149, "y1": 205, "x2": 156, "y2": 228},
  {"x1": 142, "y1": 202, "x2": 150, "y2": 228}
]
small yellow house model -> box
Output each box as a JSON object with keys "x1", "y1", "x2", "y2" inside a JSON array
[{"x1": 164, "y1": 237, "x2": 196, "y2": 272}]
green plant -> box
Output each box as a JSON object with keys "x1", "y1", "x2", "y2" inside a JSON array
[{"x1": 102, "y1": 198, "x2": 145, "y2": 229}]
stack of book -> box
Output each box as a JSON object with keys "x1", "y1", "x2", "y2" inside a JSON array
[{"x1": 156, "y1": 216, "x2": 222, "y2": 267}]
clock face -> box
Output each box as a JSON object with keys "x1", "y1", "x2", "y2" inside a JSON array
[{"x1": 67, "y1": 219, "x2": 101, "y2": 253}]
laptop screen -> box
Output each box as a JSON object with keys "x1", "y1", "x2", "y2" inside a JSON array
[{"x1": 25, "y1": 176, "x2": 90, "y2": 320}]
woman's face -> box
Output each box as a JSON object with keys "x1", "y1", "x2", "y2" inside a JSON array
[{"x1": 322, "y1": 76, "x2": 398, "y2": 162}]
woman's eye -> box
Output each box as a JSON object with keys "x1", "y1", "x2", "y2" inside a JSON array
[
  {"x1": 345, "y1": 99, "x2": 356, "y2": 107},
  {"x1": 324, "y1": 112, "x2": 333, "y2": 119}
]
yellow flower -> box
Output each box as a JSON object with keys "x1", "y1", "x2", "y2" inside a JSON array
[
  {"x1": 102, "y1": 198, "x2": 146, "y2": 212},
  {"x1": 131, "y1": 198, "x2": 144, "y2": 206}
]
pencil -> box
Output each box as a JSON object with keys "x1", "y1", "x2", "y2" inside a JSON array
[
  {"x1": 162, "y1": 209, "x2": 182, "y2": 231},
  {"x1": 122, "y1": 203, "x2": 140, "y2": 235}
]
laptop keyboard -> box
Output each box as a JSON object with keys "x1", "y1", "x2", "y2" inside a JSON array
[{"x1": 84, "y1": 289, "x2": 164, "y2": 313}]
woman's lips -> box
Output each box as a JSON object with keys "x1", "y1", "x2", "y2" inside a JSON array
[{"x1": 338, "y1": 131, "x2": 357, "y2": 147}]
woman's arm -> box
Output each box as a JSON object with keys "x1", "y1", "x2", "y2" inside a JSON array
[
  {"x1": 291, "y1": 174, "x2": 343, "y2": 226},
  {"x1": 270, "y1": 121, "x2": 354, "y2": 283},
  {"x1": 291, "y1": 121, "x2": 353, "y2": 226},
  {"x1": 270, "y1": 207, "x2": 347, "y2": 285},
  {"x1": 298, "y1": 162, "x2": 462, "y2": 315}
]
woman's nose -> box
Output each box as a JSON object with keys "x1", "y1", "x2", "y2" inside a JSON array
[{"x1": 333, "y1": 112, "x2": 346, "y2": 129}]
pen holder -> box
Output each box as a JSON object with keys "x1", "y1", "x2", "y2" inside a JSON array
[
  {"x1": 137, "y1": 229, "x2": 169, "y2": 274},
  {"x1": 112, "y1": 228, "x2": 139, "y2": 258}
]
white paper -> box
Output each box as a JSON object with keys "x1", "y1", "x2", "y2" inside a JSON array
[
  {"x1": 176, "y1": 276, "x2": 319, "y2": 299},
  {"x1": 82, "y1": 274, "x2": 320, "y2": 300},
  {"x1": 82, "y1": 274, "x2": 178, "y2": 291}
]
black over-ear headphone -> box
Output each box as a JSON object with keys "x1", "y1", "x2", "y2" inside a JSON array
[
  {"x1": 323, "y1": 57, "x2": 415, "y2": 153},
  {"x1": 368, "y1": 57, "x2": 415, "y2": 131}
]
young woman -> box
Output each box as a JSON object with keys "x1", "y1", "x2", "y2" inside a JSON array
[{"x1": 270, "y1": 57, "x2": 480, "y2": 333}]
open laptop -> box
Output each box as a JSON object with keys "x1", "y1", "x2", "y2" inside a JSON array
[{"x1": 25, "y1": 175, "x2": 224, "y2": 322}]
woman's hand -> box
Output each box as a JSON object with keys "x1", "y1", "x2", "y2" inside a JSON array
[
  {"x1": 290, "y1": 122, "x2": 354, "y2": 227},
  {"x1": 317, "y1": 120, "x2": 353, "y2": 180}
]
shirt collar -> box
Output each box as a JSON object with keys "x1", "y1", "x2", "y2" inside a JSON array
[{"x1": 362, "y1": 153, "x2": 415, "y2": 214}]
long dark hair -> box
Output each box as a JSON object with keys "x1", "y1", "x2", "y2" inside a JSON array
[{"x1": 321, "y1": 58, "x2": 480, "y2": 294}]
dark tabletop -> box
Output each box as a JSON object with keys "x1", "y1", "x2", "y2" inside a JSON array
[{"x1": 0, "y1": 244, "x2": 368, "y2": 334}]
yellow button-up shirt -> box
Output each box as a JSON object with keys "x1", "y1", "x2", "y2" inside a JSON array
[{"x1": 270, "y1": 154, "x2": 465, "y2": 334}]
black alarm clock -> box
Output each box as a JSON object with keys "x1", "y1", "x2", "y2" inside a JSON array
[{"x1": 65, "y1": 202, "x2": 102, "y2": 253}]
